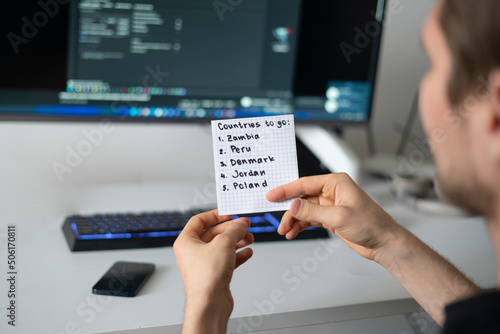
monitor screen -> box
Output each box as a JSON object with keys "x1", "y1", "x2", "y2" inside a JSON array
[{"x1": 0, "y1": 0, "x2": 386, "y2": 123}]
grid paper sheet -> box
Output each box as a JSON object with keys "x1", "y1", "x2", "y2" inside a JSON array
[{"x1": 212, "y1": 115, "x2": 299, "y2": 215}]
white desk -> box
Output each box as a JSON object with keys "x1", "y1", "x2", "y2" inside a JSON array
[{"x1": 0, "y1": 123, "x2": 497, "y2": 334}]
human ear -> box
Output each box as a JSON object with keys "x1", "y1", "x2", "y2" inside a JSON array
[
  {"x1": 485, "y1": 70, "x2": 500, "y2": 163},
  {"x1": 490, "y1": 70, "x2": 500, "y2": 116}
]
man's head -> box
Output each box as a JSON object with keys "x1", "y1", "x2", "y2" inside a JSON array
[{"x1": 419, "y1": 0, "x2": 500, "y2": 217}]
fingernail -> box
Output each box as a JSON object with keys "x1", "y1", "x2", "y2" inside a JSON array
[
  {"x1": 234, "y1": 218, "x2": 249, "y2": 227},
  {"x1": 291, "y1": 199, "x2": 302, "y2": 216}
]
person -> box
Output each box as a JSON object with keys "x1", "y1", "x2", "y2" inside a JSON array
[{"x1": 173, "y1": 0, "x2": 500, "y2": 333}]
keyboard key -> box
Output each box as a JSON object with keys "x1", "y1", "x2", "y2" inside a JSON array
[{"x1": 62, "y1": 209, "x2": 328, "y2": 251}]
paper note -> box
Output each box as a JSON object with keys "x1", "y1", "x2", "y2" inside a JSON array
[{"x1": 212, "y1": 115, "x2": 299, "y2": 215}]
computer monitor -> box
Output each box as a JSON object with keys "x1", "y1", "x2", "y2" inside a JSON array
[{"x1": 0, "y1": 0, "x2": 386, "y2": 124}]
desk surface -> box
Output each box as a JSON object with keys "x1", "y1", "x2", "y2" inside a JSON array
[
  {"x1": 0, "y1": 123, "x2": 497, "y2": 334},
  {"x1": 1, "y1": 180, "x2": 497, "y2": 334}
]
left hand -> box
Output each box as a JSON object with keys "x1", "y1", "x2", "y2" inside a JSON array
[{"x1": 174, "y1": 210, "x2": 254, "y2": 320}]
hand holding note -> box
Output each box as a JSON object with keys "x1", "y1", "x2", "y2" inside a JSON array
[{"x1": 212, "y1": 115, "x2": 299, "y2": 215}]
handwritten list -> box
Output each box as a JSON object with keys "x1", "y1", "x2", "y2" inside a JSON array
[{"x1": 212, "y1": 115, "x2": 299, "y2": 215}]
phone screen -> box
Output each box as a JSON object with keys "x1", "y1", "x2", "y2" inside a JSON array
[{"x1": 92, "y1": 261, "x2": 155, "y2": 297}]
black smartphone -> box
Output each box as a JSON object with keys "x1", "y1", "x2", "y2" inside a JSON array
[{"x1": 92, "y1": 261, "x2": 155, "y2": 297}]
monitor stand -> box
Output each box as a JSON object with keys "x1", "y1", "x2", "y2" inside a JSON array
[{"x1": 296, "y1": 125, "x2": 362, "y2": 183}]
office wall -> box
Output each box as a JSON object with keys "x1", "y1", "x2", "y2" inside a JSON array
[{"x1": 345, "y1": 0, "x2": 434, "y2": 158}]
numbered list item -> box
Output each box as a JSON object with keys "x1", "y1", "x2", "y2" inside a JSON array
[{"x1": 212, "y1": 115, "x2": 299, "y2": 215}]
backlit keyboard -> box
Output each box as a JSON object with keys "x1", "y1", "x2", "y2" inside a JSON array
[{"x1": 62, "y1": 209, "x2": 329, "y2": 251}]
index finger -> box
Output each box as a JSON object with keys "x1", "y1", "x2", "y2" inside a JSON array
[
  {"x1": 181, "y1": 209, "x2": 233, "y2": 239},
  {"x1": 266, "y1": 174, "x2": 332, "y2": 202}
]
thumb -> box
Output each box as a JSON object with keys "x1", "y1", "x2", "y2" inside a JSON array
[
  {"x1": 217, "y1": 218, "x2": 250, "y2": 246},
  {"x1": 290, "y1": 198, "x2": 344, "y2": 229}
]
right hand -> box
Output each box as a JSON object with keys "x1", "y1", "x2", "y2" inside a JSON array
[
  {"x1": 174, "y1": 210, "x2": 253, "y2": 314},
  {"x1": 266, "y1": 173, "x2": 406, "y2": 263}
]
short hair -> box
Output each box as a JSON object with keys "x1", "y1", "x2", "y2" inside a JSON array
[{"x1": 439, "y1": 0, "x2": 500, "y2": 104}]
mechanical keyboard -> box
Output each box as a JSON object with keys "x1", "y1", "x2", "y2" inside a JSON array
[{"x1": 62, "y1": 209, "x2": 329, "y2": 251}]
